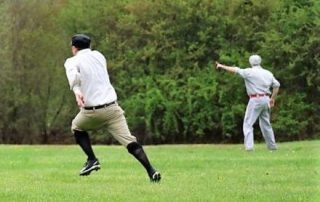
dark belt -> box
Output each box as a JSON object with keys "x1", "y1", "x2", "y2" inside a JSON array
[
  {"x1": 249, "y1": 93, "x2": 269, "y2": 98},
  {"x1": 84, "y1": 101, "x2": 116, "y2": 110}
]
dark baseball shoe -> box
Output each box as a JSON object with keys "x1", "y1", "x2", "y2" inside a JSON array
[
  {"x1": 268, "y1": 145, "x2": 277, "y2": 151},
  {"x1": 149, "y1": 170, "x2": 161, "y2": 183},
  {"x1": 79, "y1": 159, "x2": 101, "y2": 176}
]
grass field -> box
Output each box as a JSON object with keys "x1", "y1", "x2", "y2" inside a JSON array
[{"x1": 0, "y1": 141, "x2": 319, "y2": 202}]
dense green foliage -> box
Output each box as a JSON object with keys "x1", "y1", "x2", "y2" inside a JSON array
[
  {"x1": 0, "y1": 141, "x2": 319, "y2": 201},
  {"x1": 0, "y1": 0, "x2": 319, "y2": 144}
]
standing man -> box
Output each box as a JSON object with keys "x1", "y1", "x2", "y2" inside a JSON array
[
  {"x1": 216, "y1": 55, "x2": 280, "y2": 151},
  {"x1": 64, "y1": 34, "x2": 161, "y2": 182}
]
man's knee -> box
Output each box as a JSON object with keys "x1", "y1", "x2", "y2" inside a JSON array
[{"x1": 127, "y1": 142, "x2": 141, "y2": 154}]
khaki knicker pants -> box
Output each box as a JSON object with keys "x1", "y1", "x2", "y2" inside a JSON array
[{"x1": 71, "y1": 103, "x2": 137, "y2": 146}]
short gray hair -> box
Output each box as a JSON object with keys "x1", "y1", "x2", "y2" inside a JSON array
[{"x1": 249, "y1": 55, "x2": 262, "y2": 66}]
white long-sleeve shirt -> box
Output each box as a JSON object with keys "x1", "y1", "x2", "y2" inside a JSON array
[
  {"x1": 64, "y1": 49, "x2": 117, "y2": 107},
  {"x1": 235, "y1": 65, "x2": 280, "y2": 96}
]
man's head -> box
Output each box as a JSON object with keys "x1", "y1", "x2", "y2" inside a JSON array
[
  {"x1": 71, "y1": 34, "x2": 91, "y2": 55},
  {"x1": 249, "y1": 55, "x2": 262, "y2": 67}
]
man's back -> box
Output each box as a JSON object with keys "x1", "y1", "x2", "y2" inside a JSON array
[
  {"x1": 215, "y1": 54, "x2": 280, "y2": 151},
  {"x1": 236, "y1": 66, "x2": 280, "y2": 95},
  {"x1": 65, "y1": 49, "x2": 117, "y2": 106}
]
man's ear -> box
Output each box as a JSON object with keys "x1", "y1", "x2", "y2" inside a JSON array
[{"x1": 72, "y1": 46, "x2": 78, "y2": 55}]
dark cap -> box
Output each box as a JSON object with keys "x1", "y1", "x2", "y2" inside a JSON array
[{"x1": 71, "y1": 34, "x2": 91, "y2": 49}]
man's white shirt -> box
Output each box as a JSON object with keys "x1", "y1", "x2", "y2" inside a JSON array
[{"x1": 64, "y1": 49, "x2": 117, "y2": 107}]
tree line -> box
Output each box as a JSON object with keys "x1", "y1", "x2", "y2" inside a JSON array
[{"x1": 0, "y1": 0, "x2": 319, "y2": 144}]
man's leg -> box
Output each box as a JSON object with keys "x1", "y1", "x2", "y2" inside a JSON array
[
  {"x1": 259, "y1": 107, "x2": 277, "y2": 150},
  {"x1": 243, "y1": 100, "x2": 261, "y2": 151},
  {"x1": 74, "y1": 130, "x2": 96, "y2": 161},
  {"x1": 106, "y1": 105, "x2": 161, "y2": 182},
  {"x1": 74, "y1": 130, "x2": 101, "y2": 176},
  {"x1": 127, "y1": 142, "x2": 161, "y2": 182}
]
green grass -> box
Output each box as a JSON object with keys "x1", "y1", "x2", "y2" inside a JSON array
[{"x1": 0, "y1": 141, "x2": 319, "y2": 202}]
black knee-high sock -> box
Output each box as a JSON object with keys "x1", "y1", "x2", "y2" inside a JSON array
[
  {"x1": 74, "y1": 130, "x2": 96, "y2": 161},
  {"x1": 127, "y1": 142, "x2": 155, "y2": 175}
]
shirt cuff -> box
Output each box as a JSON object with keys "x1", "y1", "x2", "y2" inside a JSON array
[
  {"x1": 234, "y1": 67, "x2": 241, "y2": 74},
  {"x1": 72, "y1": 86, "x2": 81, "y2": 95}
]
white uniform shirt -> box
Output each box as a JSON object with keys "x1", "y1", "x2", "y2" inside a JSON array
[
  {"x1": 235, "y1": 65, "x2": 280, "y2": 96},
  {"x1": 64, "y1": 49, "x2": 117, "y2": 107}
]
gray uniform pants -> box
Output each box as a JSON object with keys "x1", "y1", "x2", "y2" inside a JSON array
[{"x1": 243, "y1": 96, "x2": 277, "y2": 150}]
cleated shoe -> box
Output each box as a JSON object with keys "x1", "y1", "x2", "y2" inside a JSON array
[
  {"x1": 149, "y1": 170, "x2": 161, "y2": 183},
  {"x1": 79, "y1": 159, "x2": 101, "y2": 176}
]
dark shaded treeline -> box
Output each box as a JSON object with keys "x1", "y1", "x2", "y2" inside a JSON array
[{"x1": 0, "y1": 0, "x2": 319, "y2": 144}]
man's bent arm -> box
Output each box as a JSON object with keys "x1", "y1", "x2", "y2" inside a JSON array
[
  {"x1": 270, "y1": 87, "x2": 279, "y2": 108},
  {"x1": 271, "y1": 87, "x2": 279, "y2": 100}
]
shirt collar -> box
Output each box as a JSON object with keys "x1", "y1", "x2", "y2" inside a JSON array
[
  {"x1": 252, "y1": 65, "x2": 262, "y2": 68},
  {"x1": 76, "y1": 48, "x2": 91, "y2": 55}
]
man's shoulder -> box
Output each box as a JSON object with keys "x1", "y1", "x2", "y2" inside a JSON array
[
  {"x1": 91, "y1": 50, "x2": 102, "y2": 54},
  {"x1": 92, "y1": 50, "x2": 105, "y2": 56},
  {"x1": 235, "y1": 67, "x2": 252, "y2": 78},
  {"x1": 65, "y1": 56, "x2": 76, "y2": 62},
  {"x1": 91, "y1": 50, "x2": 107, "y2": 61},
  {"x1": 239, "y1": 67, "x2": 253, "y2": 73},
  {"x1": 260, "y1": 67, "x2": 274, "y2": 75},
  {"x1": 64, "y1": 56, "x2": 78, "y2": 67}
]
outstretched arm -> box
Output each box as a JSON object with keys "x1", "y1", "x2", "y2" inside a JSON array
[{"x1": 215, "y1": 62, "x2": 238, "y2": 73}]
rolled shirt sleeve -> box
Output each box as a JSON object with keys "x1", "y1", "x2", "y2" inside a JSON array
[
  {"x1": 64, "y1": 58, "x2": 81, "y2": 94},
  {"x1": 235, "y1": 67, "x2": 250, "y2": 78},
  {"x1": 271, "y1": 76, "x2": 280, "y2": 88}
]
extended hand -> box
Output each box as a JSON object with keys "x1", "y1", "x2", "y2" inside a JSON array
[{"x1": 216, "y1": 61, "x2": 222, "y2": 69}]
